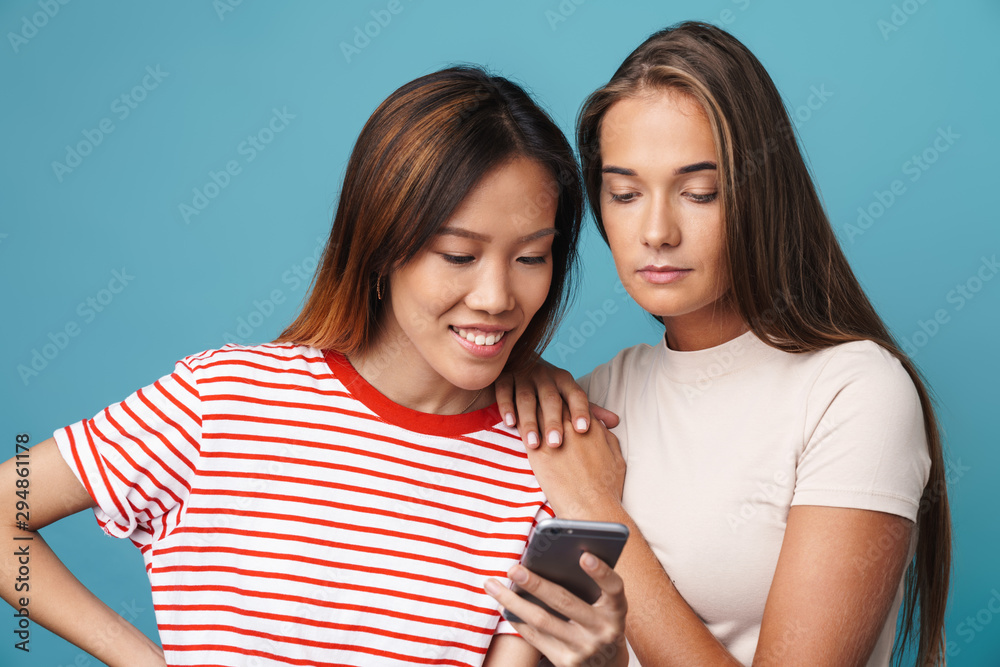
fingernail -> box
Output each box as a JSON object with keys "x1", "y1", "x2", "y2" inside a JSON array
[
  {"x1": 547, "y1": 430, "x2": 561, "y2": 446},
  {"x1": 504, "y1": 413, "x2": 516, "y2": 427},
  {"x1": 575, "y1": 417, "x2": 588, "y2": 432},
  {"x1": 526, "y1": 431, "x2": 539, "y2": 448},
  {"x1": 511, "y1": 566, "x2": 529, "y2": 585},
  {"x1": 582, "y1": 553, "x2": 598, "y2": 569},
  {"x1": 485, "y1": 579, "x2": 503, "y2": 595}
]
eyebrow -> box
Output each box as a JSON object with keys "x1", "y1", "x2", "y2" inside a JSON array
[
  {"x1": 436, "y1": 227, "x2": 558, "y2": 243},
  {"x1": 676, "y1": 161, "x2": 717, "y2": 175},
  {"x1": 602, "y1": 161, "x2": 717, "y2": 176}
]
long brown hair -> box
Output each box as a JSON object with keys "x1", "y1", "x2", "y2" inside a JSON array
[
  {"x1": 277, "y1": 66, "x2": 582, "y2": 371},
  {"x1": 578, "y1": 22, "x2": 950, "y2": 666}
]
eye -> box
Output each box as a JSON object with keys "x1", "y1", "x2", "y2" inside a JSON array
[
  {"x1": 517, "y1": 255, "x2": 548, "y2": 266},
  {"x1": 441, "y1": 254, "x2": 474, "y2": 265},
  {"x1": 609, "y1": 192, "x2": 638, "y2": 203},
  {"x1": 686, "y1": 192, "x2": 718, "y2": 204}
]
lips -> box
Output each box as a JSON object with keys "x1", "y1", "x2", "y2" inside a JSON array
[
  {"x1": 451, "y1": 326, "x2": 507, "y2": 347},
  {"x1": 638, "y1": 265, "x2": 692, "y2": 284}
]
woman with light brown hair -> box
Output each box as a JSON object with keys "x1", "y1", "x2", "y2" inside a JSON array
[
  {"x1": 494, "y1": 22, "x2": 951, "y2": 666},
  {"x1": 0, "y1": 66, "x2": 628, "y2": 667}
]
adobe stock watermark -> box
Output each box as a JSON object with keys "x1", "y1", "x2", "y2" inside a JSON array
[
  {"x1": 545, "y1": 0, "x2": 588, "y2": 31},
  {"x1": 178, "y1": 107, "x2": 296, "y2": 224},
  {"x1": 340, "y1": 0, "x2": 411, "y2": 64},
  {"x1": 213, "y1": 0, "x2": 243, "y2": 21},
  {"x1": 853, "y1": 456, "x2": 969, "y2": 577},
  {"x1": 16, "y1": 268, "x2": 135, "y2": 386},
  {"x1": 898, "y1": 254, "x2": 997, "y2": 359},
  {"x1": 682, "y1": 292, "x2": 796, "y2": 402},
  {"x1": 726, "y1": 402, "x2": 832, "y2": 533},
  {"x1": 754, "y1": 619, "x2": 810, "y2": 666},
  {"x1": 730, "y1": 84, "x2": 832, "y2": 187},
  {"x1": 877, "y1": 0, "x2": 930, "y2": 41},
  {"x1": 51, "y1": 65, "x2": 170, "y2": 183},
  {"x1": 221, "y1": 234, "x2": 326, "y2": 344},
  {"x1": 843, "y1": 126, "x2": 959, "y2": 243},
  {"x1": 789, "y1": 84, "x2": 833, "y2": 129},
  {"x1": 711, "y1": 0, "x2": 752, "y2": 29},
  {"x1": 57, "y1": 599, "x2": 147, "y2": 667},
  {"x1": 188, "y1": 443, "x2": 292, "y2": 547},
  {"x1": 947, "y1": 587, "x2": 1000, "y2": 658},
  {"x1": 550, "y1": 280, "x2": 630, "y2": 364},
  {"x1": 725, "y1": 456, "x2": 792, "y2": 533},
  {"x1": 7, "y1": 0, "x2": 71, "y2": 54}
]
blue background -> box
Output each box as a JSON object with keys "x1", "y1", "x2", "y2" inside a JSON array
[{"x1": 2, "y1": 1, "x2": 998, "y2": 664}]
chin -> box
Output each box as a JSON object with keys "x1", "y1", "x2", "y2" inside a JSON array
[
  {"x1": 451, "y1": 365, "x2": 502, "y2": 392},
  {"x1": 631, "y1": 295, "x2": 688, "y2": 318}
]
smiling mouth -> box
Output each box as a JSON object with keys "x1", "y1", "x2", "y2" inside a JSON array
[{"x1": 451, "y1": 327, "x2": 507, "y2": 347}]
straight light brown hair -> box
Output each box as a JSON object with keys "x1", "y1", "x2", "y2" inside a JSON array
[
  {"x1": 278, "y1": 66, "x2": 582, "y2": 371},
  {"x1": 578, "y1": 22, "x2": 950, "y2": 666}
]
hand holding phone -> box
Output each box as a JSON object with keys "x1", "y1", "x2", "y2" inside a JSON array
[{"x1": 502, "y1": 518, "x2": 629, "y2": 624}]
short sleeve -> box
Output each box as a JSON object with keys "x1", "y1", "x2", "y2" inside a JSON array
[
  {"x1": 494, "y1": 502, "x2": 557, "y2": 636},
  {"x1": 53, "y1": 359, "x2": 202, "y2": 545},
  {"x1": 792, "y1": 342, "x2": 930, "y2": 521}
]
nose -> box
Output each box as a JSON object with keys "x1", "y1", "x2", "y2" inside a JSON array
[
  {"x1": 465, "y1": 262, "x2": 516, "y2": 315},
  {"x1": 640, "y1": 194, "x2": 681, "y2": 248}
]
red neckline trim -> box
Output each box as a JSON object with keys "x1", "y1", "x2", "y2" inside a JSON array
[{"x1": 323, "y1": 350, "x2": 502, "y2": 437}]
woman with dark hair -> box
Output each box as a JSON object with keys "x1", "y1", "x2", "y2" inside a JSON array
[
  {"x1": 494, "y1": 22, "x2": 951, "y2": 666},
  {"x1": 0, "y1": 67, "x2": 628, "y2": 666}
]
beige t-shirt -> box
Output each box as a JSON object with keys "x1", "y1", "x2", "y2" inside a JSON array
[{"x1": 579, "y1": 331, "x2": 930, "y2": 666}]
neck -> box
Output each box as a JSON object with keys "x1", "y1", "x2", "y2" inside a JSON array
[
  {"x1": 662, "y1": 298, "x2": 748, "y2": 351},
  {"x1": 349, "y1": 329, "x2": 492, "y2": 415}
]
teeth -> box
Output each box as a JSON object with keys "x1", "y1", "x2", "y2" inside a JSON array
[{"x1": 454, "y1": 327, "x2": 505, "y2": 346}]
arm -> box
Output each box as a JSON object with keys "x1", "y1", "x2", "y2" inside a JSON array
[
  {"x1": 529, "y1": 417, "x2": 915, "y2": 666},
  {"x1": 753, "y1": 506, "x2": 913, "y2": 665},
  {"x1": 483, "y1": 633, "x2": 541, "y2": 666},
  {"x1": 0, "y1": 437, "x2": 165, "y2": 667}
]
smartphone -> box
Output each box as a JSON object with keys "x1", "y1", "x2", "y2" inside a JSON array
[{"x1": 502, "y1": 518, "x2": 629, "y2": 624}]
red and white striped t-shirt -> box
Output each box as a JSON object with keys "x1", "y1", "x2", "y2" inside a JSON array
[{"x1": 54, "y1": 343, "x2": 551, "y2": 666}]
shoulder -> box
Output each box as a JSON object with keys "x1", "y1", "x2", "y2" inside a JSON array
[
  {"x1": 579, "y1": 341, "x2": 660, "y2": 403},
  {"x1": 177, "y1": 342, "x2": 328, "y2": 378},
  {"x1": 806, "y1": 340, "x2": 920, "y2": 407}
]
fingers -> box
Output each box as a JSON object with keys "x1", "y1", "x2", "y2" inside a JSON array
[
  {"x1": 578, "y1": 552, "x2": 627, "y2": 615},
  {"x1": 537, "y1": 373, "x2": 567, "y2": 448},
  {"x1": 509, "y1": 564, "x2": 598, "y2": 628},
  {"x1": 590, "y1": 404, "x2": 620, "y2": 429},
  {"x1": 484, "y1": 576, "x2": 571, "y2": 641},
  {"x1": 552, "y1": 368, "x2": 593, "y2": 436},
  {"x1": 515, "y1": 384, "x2": 543, "y2": 449},
  {"x1": 494, "y1": 372, "x2": 517, "y2": 428},
  {"x1": 485, "y1": 557, "x2": 628, "y2": 667},
  {"x1": 505, "y1": 361, "x2": 593, "y2": 450}
]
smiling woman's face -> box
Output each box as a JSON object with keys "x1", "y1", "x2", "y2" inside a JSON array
[
  {"x1": 374, "y1": 156, "x2": 557, "y2": 406},
  {"x1": 599, "y1": 88, "x2": 743, "y2": 348}
]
